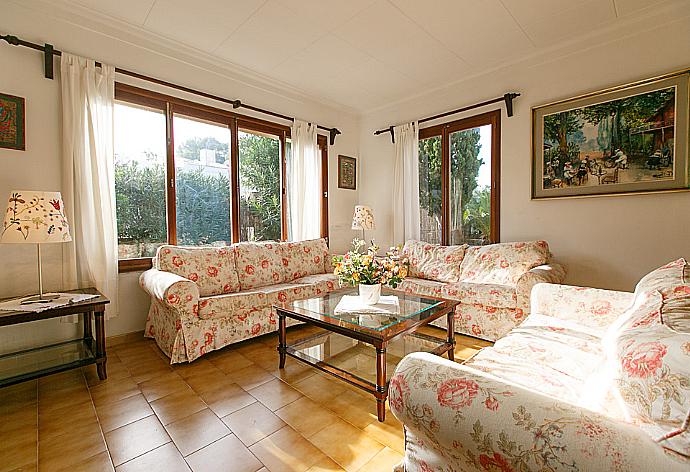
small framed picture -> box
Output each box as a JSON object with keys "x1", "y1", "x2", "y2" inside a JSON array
[
  {"x1": 338, "y1": 155, "x2": 356, "y2": 190},
  {"x1": 0, "y1": 93, "x2": 26, "y2": 151}
]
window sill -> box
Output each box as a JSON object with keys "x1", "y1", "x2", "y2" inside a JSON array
[{"x1": 118, "y1": 258, "x2": 153, "y2": 273}]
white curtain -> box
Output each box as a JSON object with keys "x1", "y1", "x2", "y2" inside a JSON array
[
  {"x1": 392, "y1": 121, "x2": 421, "y2": 245},
  {"x1": 61, "y1": 53, "x2": 118, "y2": 318},
  {"x1": 288, "y1": 120, "x2": 321, "y2": 241}
]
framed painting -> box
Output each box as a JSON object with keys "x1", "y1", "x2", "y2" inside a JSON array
[
  {"x1": 0, "y1": 93, "x2": 26, "y2": 151},
  {"x1": 532, "y1": 70, "x2": 689, "y2": 199},
  {"x1": 338, "y1": 155, "x2": 356, "y2": 190}
]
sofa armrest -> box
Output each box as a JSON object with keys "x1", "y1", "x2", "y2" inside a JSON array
[
  {"x1": 139, "y1": 269, "x2": 200, "y2": 321},
  {"x1": 515, "y1": 263, "x2": 566, "y2": 313},
  {"x1": 530, "y1": 283, "x2": 634, "y2": 327},
  {"x1": 390, "y1": 352, "x2": 684, "y2": 472}
]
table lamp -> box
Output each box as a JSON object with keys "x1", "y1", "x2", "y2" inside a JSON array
[
  {"x1": 1, "y1": 190, "x2": 72, "y2": 303},
  {"x1": 351, "y1": 205, "x2": 375, "y2": 241}
]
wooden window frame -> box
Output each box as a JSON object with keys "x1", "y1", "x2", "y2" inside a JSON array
[
  {"x1": 116, "y1": 83, "x2": 329, "y2": 272},
  {"x1": 418, "y1": 109, "x2": 501, "y2": 245}
]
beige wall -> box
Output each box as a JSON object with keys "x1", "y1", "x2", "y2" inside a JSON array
[
  {"x1": 0, "y1": 3, "x2": 361, "y2": 349},
  {"x1": 359, "y1": 16, "x2": 690, "y2": 292}
]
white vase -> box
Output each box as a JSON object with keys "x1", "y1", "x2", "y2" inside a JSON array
[{"x1": 359, "y1": 283, "x2": 381, "y2": 305}]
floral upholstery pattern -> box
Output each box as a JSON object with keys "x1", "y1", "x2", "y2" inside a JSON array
[
  {"x1": 635, "y1": 258, "x2": 690, "y2": 333},
  {"x1": 141, "y1": 241, "x2": 338, "y2": 363},
  {"x1": 292, "y1": 273, "x2": 339, "y2": 296},
  {"x1": 398, "y1": 240, "x2": 564, "y2": 342},
  {"x1": 390, "y1": 353, "x2": 689, "y2": 472},
  {"x1": 233, "y1": 242, "x2": 285, "y2": 290},
  {"x1": 531, "y1": 283, "x2": 634, "y2": 333},
  {"x1": 402, "y1": 240, "x2": 468, "y2": 283},
  {"x1": 279, "y1": 238, "x2": 330, "y2": 282},
  {"x1": 431, "y1": 303, "x2": 520, "y2": 341},
  {"x1": 459, "y1": 240, "x2": 551, "y2": 285},
  {"x1": 515, "y1": 263, "x2": 567, "y2": 312},
  {"x1": 391, "y1": 265, "x2": 690, "y2": 471},
  {"x1": 157, "y1": 245, "x2": 239, "y2": 297}
]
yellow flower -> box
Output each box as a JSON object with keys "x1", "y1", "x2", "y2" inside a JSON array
[
  {"x1": 353, "y1": 273, "x2": 360, "y2": 282},
  {"x1": 399, "y1": 267, "x2": 408, "y2": 278}
]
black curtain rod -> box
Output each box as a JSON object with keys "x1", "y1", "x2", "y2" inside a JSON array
[
  {"x1": 374, "y1": 92, "x2": 520, "y2": 143},
  {"x1": 1, "y1": 33, "x2": 342, "y2": 145}
]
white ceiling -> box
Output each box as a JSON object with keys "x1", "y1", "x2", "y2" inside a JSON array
[{"x1": 50, "y1": 0, "x2": 690, "y2": 112}]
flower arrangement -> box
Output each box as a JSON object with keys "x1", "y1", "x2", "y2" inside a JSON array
[{"x1": 332, "y1": 239, "x2": 409, "y2": 288}]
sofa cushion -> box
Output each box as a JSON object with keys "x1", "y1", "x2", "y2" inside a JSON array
[
  {"x1": 465, "y1": 319, "x2": 606, "y2": 408},
  {"x1": 459, "y1": 241, "x2": 551, "y2": 285},
  {"x1": 293, "y1": 273, "x2": 339, "y2": 296},
  {"x1": 398, "y1": 277, "x2": 446, "y2": 298},
  {"x1": 259, "y1": 283, "x2": 316, "y2": 305},
  {"x1": 157, "y1": 245, "x2": 239, "y2": 297},
  {"x1": 402, "y1": 240, "x2": 468, "y2": 283},
  {"x1": 197, "y1": 290, "x2": 269, "y2": 320},
  {"x1": 635, "y1": 258, "x2": 690, "y2": 333},
  {"x1": 279, "y1": 238, "x2": 330, "y2": 282},
  {"x1": 611, "y1": 311, "x2": 690, "y2": 456},
  {"x1": 443, "y1": 281, "x2": 517, "y2": 309},
  {"x1": 233, "y1": 242, "x2": 285, "y2": 290}
]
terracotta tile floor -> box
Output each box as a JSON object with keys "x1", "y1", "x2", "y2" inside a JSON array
[{"x1": 0, "y1": 326, "x2": 491, "y2": 472}]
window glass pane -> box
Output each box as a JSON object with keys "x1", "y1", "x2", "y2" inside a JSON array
[
  {"x1": 114, "y1": 102, "x2": 167, "y2": 259},
  {"x1": 173, "y1": 115, "x2": 232, "y2": 246},
  {"x1": 449, "y1": 125, "x2": 491, "y2": 245},
  {"x1": 418, "y1": 135, "x2": 442, "y2": 244},
  {"x1": 239, "y1": 129, "x2": 281, "y2": 242}
]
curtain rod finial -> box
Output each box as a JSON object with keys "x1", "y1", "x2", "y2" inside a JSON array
[
  {"x1": 329, "y1": 128, "x2": 341, "y2": 145},
  {"x1": 1, "y1": 34, "x2": 20, "y2": 46}
]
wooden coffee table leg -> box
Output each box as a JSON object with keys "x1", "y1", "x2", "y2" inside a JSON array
[
  {"x1": 94, "y1": 309, "x2": 107, "y2": 380},
  {"x1": 375, "y1": 345, "x2": 387, "y2": 422},
  {"x1": 278, "y1": 311, "x2": 287, "y2": 369},
  {"x1": 447, "y1": 310, "x2": 455, "y2": 362}
]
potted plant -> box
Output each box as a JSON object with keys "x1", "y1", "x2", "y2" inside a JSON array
[{"x1": 332, "y1": 239, "x2": 408, "y2": 305}]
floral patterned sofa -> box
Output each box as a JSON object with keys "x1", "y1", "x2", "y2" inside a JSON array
[
  {"x1": 139, "y1": 238, "x2": 338, "y2": 363},
  {"x1": 389, "y1": 258, "x2": 690, "y2": 472},
  {"x1": 398, "y1": 240, "x2": 566, "y2": 341}
]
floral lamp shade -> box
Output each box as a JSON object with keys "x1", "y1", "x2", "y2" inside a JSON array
[
  {"x1": 351, "y1": 205, "x2": 375, "y2": 230},
  {"x1": 1, "y1": 190, "x2": 72, "y2": 244}
]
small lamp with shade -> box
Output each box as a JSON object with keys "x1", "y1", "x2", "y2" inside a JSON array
[
  {"x1": 351, "y1": 205, "x2": 375, "y2": 241},
  {"x1": 1, "y1": 190, "x2": 72, "y2": 304}
]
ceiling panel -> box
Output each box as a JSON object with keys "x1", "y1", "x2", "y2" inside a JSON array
[
  {"x1": 391, "y1": 0, "x2": 534, "y2": 66},
  {"x1": 500, "y1": 0, "x2": 590, "y2": 25},
  {"x1": 613, "y1": 0, "x2": 674, "y2": 16},
  {"x1": 520, "y1": 0, "x2": 617, "y2": 46},
  {"x1": 334, "y1": 1, "x2": 470, "y2": 86},
  {"x1": 144, "y1": 0, "x2": 265, "y2": 52},
  {"x1": 69, "y1": 0, "x2": 156, "y2": 25},
  {"x1": 214, "y1": 0, "x2": 330, "y2": 73},
  {"x1": 274, "y1": 0, "x2": 376, "y2": 30}
]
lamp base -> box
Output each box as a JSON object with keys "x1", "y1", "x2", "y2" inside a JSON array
[{"x1": 21, "y1": 294, "x2": 60, "y2": 305}]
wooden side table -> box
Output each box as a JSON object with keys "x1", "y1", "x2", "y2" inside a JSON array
[{"x1": 0, "y1": 287, "x2": 109, "y2": 387}]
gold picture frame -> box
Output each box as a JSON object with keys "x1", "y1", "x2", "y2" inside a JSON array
[{"x1": 532, "y1": 69, "x2": 689, "y2": 199}]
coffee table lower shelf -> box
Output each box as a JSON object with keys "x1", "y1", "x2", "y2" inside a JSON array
[{"x1": 279, "y1": 328, "x2": 454, "y2": 421}]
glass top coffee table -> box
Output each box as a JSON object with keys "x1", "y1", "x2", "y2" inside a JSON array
[{"x1": 275, "y1": 286, "x2": 459, "y2": 421}]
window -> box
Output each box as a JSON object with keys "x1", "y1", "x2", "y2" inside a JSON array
[
  {"x1": 114, "y1": 84, "x2": 329, "y2": 271},
  {"x1": 173, "y1": 114, "x2": 232, "y2": 246},
  {"x1": 114, "y1": 102, "x2": 167, "y2": 260},
  {"x1": 418, "y1": 110, "x2": 500, "y2": 245},
  {"x1": 238, "y1": 128, "x2": 282, "y2": 242}
]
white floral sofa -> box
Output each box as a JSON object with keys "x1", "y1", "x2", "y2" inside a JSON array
[
  {"x1": 389, "y1": 258, "x2": 690, "y2": 472},
  {"x1": 399, "y1": 240, "x2": 566, "y2": 341},
  {"x1": 139, "y1": 238, "x2": 338, "y2": 363}
]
